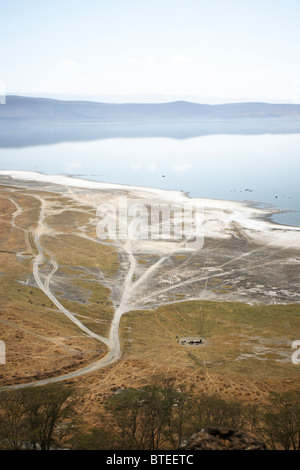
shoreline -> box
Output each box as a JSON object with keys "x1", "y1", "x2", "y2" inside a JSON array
[
  {"x1": 0, "y1": 169, "x2": 299, "y2": 390},
  {"x1": 0, "y1": 170, "x2": 300, "y2": 241}
]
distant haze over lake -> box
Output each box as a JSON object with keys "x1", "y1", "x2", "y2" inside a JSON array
[
  {"x1": 1, "y1": 96, "x2": 300, "y2": 123},
  {"x1": 7, "y1": 93, "x2": 297, "y2": 104},
  {"x1": 0, "y1": 96, "x2": 299, "y2": 226}
]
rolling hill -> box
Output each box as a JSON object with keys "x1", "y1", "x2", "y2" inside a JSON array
[{"x1": 1, "y1": 95, "x2": 300, "y2": 122}]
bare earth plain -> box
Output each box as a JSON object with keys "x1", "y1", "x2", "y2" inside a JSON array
[{"x1": 0, "y1": 171, "x2": 299, "y2": 428}]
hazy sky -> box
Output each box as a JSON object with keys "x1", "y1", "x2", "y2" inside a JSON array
[{"x1": 1, "y1": 0, "x2": 300, "y2": 102}]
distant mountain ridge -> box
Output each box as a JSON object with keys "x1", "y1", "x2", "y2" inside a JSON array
[{"x1": 1, "y1": 95, "x2": 300, "y2": 122}]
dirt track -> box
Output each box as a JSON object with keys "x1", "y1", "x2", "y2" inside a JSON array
[{"x1": 0, "y1": 173, "x2": 300, "y2": 389}]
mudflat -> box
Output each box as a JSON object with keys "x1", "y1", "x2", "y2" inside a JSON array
[{"x1": 0, "y1": 172, "x2": 299, "y2": 425}]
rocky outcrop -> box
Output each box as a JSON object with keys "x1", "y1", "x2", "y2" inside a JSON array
[{"x1": 180, "y1": 427, "x2": 266, "y2": 450}]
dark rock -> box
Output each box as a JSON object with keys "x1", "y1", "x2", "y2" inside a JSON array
[{"x1": 179, "y1": 427, "x2": 266, "y2": 450}]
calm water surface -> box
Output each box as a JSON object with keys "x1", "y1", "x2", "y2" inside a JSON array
[{"x1": 0, "y1": 129, "x2": 299, "y2": 226}]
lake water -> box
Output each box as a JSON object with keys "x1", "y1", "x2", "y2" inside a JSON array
[{"x1": 0, "y1": 123, "x2": 299, "y2": 226}]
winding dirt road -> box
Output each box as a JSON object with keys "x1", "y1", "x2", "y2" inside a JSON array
[{"x1": 1, "y1": 176, "x2": 300, "y2": 390}]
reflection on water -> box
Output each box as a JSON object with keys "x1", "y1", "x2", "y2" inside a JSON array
[
  {"x1": 0, "y1": 120, "x2": 300, "y2": 148},
  {"x1": 0, "y1": 123, "x2": 299, "y2": 226}
]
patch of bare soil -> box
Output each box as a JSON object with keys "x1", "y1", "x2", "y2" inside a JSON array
[{"x1": 0, "y1": 175, "x2": 299, "y2": 424}]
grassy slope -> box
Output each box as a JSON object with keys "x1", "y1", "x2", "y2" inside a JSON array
[
  {"x1": 120, "y1": 300, "x2": 300, "y2": 382},
  {"x1": 0, "y1": 187, "x2": 118, "y2": 386}
]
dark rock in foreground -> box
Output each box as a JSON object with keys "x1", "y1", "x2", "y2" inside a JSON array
[{"x1": 180, "y1": 427, "x2": 266, "y2": 450}]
